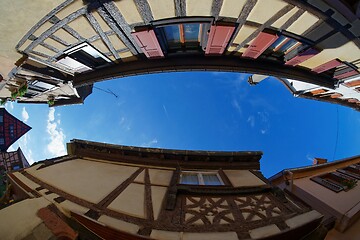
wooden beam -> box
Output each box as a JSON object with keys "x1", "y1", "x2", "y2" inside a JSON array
[
  {"x1": 134, "y1": 0, "x2": 154, "y2": 23},
  {"x1": 73, "y1": 55, "x2": 337, "y2": 89},
  {"x1": 85, "y1": 12, "x2": 120, "y2": 59},
  {"x1": 233, "y1": 5, "x2": 294, "y2": 52}
]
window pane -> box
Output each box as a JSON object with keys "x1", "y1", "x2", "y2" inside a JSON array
[
  {"x1": 181, "y1": 173, "x2": 199, "y2": 185},
  {"x1": 279, "y1": 39, "x2": 299, "y2": 53},
  {"x1": 268, "y1": 36, "x2": 287, "y2": 51},
  {"x1": 184, "y1": 24, "x2": 200, "y2": 42},
  {"x1": 203, "y1": 174, "x2": 222, "y2": 185},
  {"x1": 163, "y1": 25, "x2": 180, "y2": 43}
]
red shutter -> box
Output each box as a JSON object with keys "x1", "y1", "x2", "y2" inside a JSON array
[
  {"x1": 205, "y1": 25, "x2": 235, "y2": 55},
  {"x1": 131, "y1": 29, "x2": 164, "y2": 59},
  {"x1": 242, "y1": 32, "x2": 279, "y2": 59},
  {"x1": 335, "y1": 70, "x2": 359, "y2": 80},
  {"x1": 311, "y1": 59, "x2": 342, "y2": 73},
  {"x1": 344, "y1": 79, "x2": 360, "y2": 87},
  {"x1": 285, "y1": 48, "x2": 320, "y2": 66}
]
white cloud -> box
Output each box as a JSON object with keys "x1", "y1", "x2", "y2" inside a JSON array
[
  {"x1": 257, "y1": 111, "x2": 269, "y2": 122},
  {"x1": 247, "y1": 116, "x2": 255, "y2": 127},
  {"x1": 306, "y1": 154, "x2": 314, "y2": 162},
  {"x1": 21, "y1": 107, "x2": 29, "y2": 122},
  {"x1": 232, "y1": 99, "x2": 242, "y2": 115},
  {"x1": 119, "y1": 117, "x2": 131, "y2": 131},
  {"x1": 48, "y1": 108, "x2": 55, "y2": 121},
  {"x1": 141, "y1": 138, "x2": 158, "y2": 147},
  {"x1": 46, "y1": 108, "x2": 66, "y2": 157},
  {"x1": 5, "y1": 102, "x2": 14, "y2": 112},
  {"x1": 163, "y1": 104, "x2": 170, "y2": 120},
  {"x1": 17, "y1": 134, "x2": 34, "y2": 164},
  {"x1": 119, "y1": 117, "x2": 125, "y2": 125}
]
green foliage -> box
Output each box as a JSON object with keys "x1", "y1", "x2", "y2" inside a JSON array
[
  {"x1": 11, "y1": 84, "x2": 28, "y2": 100},
  {"x1": 342, "y1": 179, "x2": 357, "y2": 190},
  {"x1": 17, "y1": 85, "x2": 28, "y2": 97},
  {"x1": 0, "y1": 99, "x2": 7, "y2": 105},
  {"x1": 11, "y1": 91, "x2": 17, "y2": 100},
  {"x1": 48, "y1": 99, "x2": 55, "y2": 106}
]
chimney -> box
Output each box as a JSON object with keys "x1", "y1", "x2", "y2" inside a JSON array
[{"x1": 313, "y1": 157, "x2": 327, "y2": 165}]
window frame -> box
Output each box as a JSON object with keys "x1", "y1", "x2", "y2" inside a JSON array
[
  {"x1": 150, "y1": 17, "x2": 214, "y2": 55},
  {"x1": 311, "y1": 171, "x2": 357, "y2": 193},
  {"x1": 179, "y1": 171, "x2": 225, "y2": 186},
  {"x1": 57, "y1": 42, "x2": 112, "y2": 73},
  {"x1": 337, "y1": 164, "x2": 360, "y2": 180},
  {"x1": 261, "y1": 30, "x2": 315, "y2": 63}
]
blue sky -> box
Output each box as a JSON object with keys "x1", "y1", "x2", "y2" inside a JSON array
[{"x1": 5, "y1": 72, "x2": 360, "y2": 177}]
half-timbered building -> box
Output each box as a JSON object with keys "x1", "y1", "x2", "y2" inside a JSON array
[
  {"x1": 0, "y1": 108, "x2": 31, "y2": 152},
  {"x1": 1, "y1": 139, "x2": 327, "y2": 239},
  {"x1": 0, "y1": 147, "x2": 30, "y2": 172},
  {"x1": 270, "y1": 155, "x2": 360, "y2": 240},
  {"x1": 0, "y1": 0, "x2": 359, "y2": 109}
]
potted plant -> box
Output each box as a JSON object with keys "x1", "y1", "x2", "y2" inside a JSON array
[
  {"x1": 10, "y1": 83, "x2": 28, "y2": 100},
  {"x1": 47, "y1": 96, "x2": 55, "y2": 106},
  {"x1": 17, "y1": 84, "x2": 28, "y2": 97}
]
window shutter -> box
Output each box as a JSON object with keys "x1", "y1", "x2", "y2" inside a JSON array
[
  {"x1": 205, "y1": 25, "x2": 235, "y2": 55},
  {"x1": 334, "y1": 70, "x2": 359, "y2": 80},
  {"x1": 311, "y1": 59, "x2": 342, "y2": 73},
  {"x1": 311, "y1": 176, "x2": 343, "y2": 193},
  {"x1": 132, "y1": 29, "x2": 164, "y2": 59},
  {"x1": 242, "y1": 32, "x2": 279, "y2": 59},
  {"x1": 285, "y1": 48, "x2": 320, "y2": 66}
]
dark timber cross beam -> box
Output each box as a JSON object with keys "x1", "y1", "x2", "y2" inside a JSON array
[{"x1": 73, "y1": 55, "x2": 337, "y2": 89}]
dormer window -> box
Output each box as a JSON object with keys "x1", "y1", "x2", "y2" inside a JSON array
[
  {"x1": 180, "y1": 171, "x2": 224, "y2": 186},
  {"x1": 57, "y1": 43, "x2": 111, "y2": 73}
]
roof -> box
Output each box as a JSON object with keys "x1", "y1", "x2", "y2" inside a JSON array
[
  {"x1": 67, "y1": 139, "x2": 263, "y2": 170},
  {"x1": 0, "y1": 108, "x2": 31, "y2": 152},
  {"x1": 269, "y1": 154, "x2": 360, "y2": 183}
]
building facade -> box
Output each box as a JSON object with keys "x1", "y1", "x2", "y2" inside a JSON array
[
  {"x1": 1, "y1": 139, "x2": 326, "y2": 239},
  {"x1": 0, "y1": 147, "x2": 30, "y2": 172},
  {"x1": 0, "y1": 147, "x2": 30, "y2": 199},
  {"x1": 0, "y1": 0, "x2": 359, "y2": 108},
  {"x1": 0, "y1": 108, "x2": 31, "y2": 152},
  {"x1": 269, "y1": 156, "x2": 360, "y2": 240}
]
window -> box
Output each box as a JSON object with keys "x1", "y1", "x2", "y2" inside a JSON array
[
  {"x1": 311, "y1": 171, "x2": 357, "y2": 192},
  {"x1": 57, "y1": 43, "x2": 111, "y2": 73},
  {"x1": 0, "y1": 138, "x2": 4, "y2": 145},
  {"x1": 23, "y1": 89, "x2": 39, "y2": 97},
  {"x1": 262, "y1": 35, "x2": 308, "y2": 61},
  {"x1": 180, "y1": 171, "x2": 224, "y2": 186},
  {"x1": 154, "y1": 19, "x2": 211, "y2": 54},
  {"x1": 28, "y1": 80, "x2": 55, "y2": 93},
  {"x1": 12, "y1": 165, "x2": 20, "y2": 171},
  {"x1": 0, "y1": 116, "x2": 3, "y2": 123},
  {"x1": 9, "y1": 124, "x2": 15, "y2": 139},
  {"x1": 155, "y1": 23, "x2": 210, "y2": 53},
  {"x1": 337, "y1": 165, "x2": 360, "y2": 180}
]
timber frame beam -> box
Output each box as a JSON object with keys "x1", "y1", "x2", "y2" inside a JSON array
[{"x1": 73, "y1": 55, "x2": 337, "y2": 89}]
